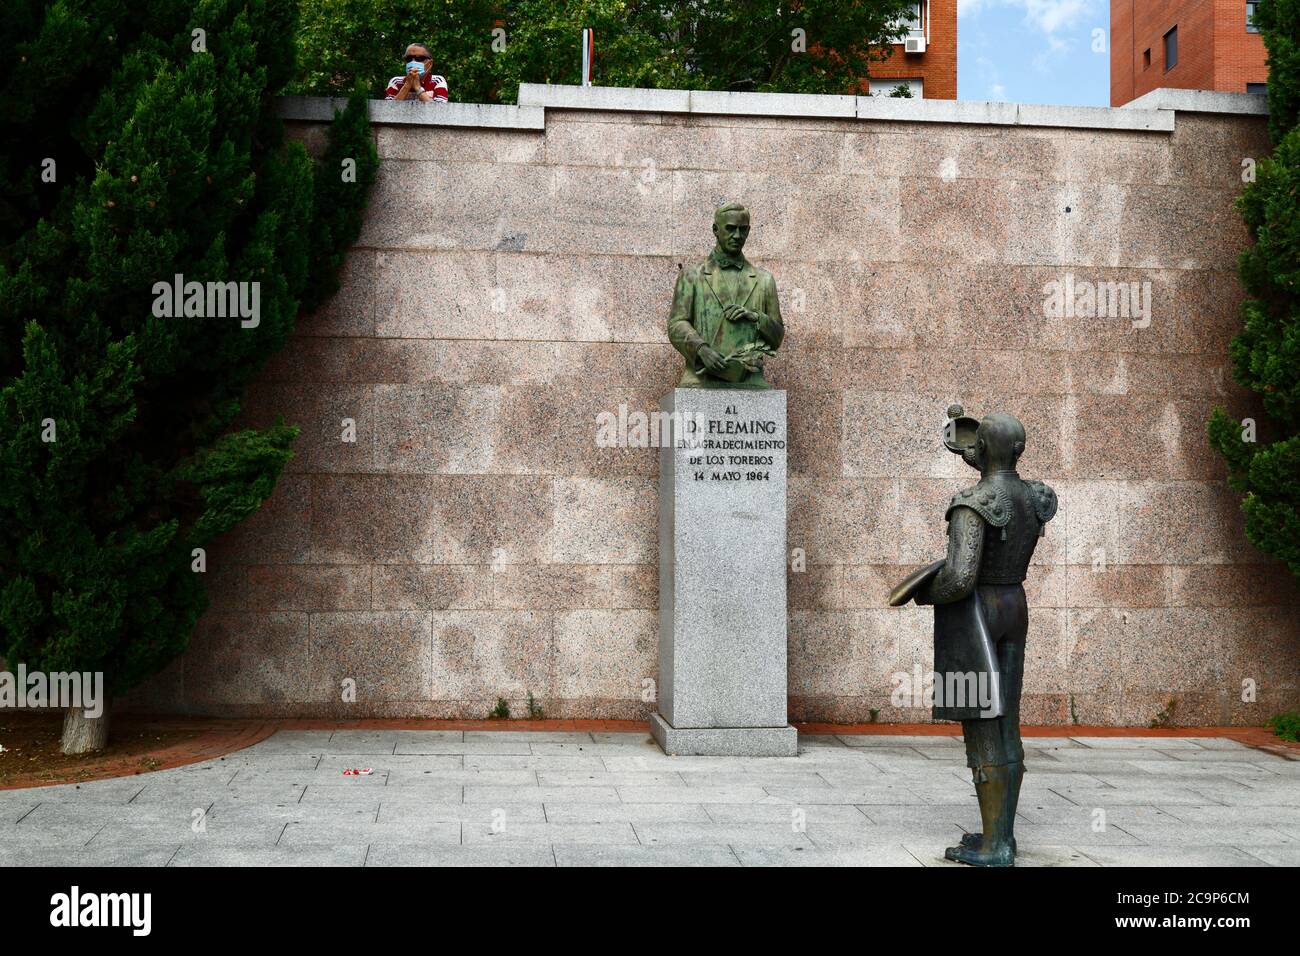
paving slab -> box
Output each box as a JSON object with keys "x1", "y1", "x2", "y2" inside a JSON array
[
  {"x1": 1068, "y1": 737, "x2": 1206, "y2": 749},
  {"x1": 1162, "y1": 805, "x2": 1300, "y2": 826},
  {"x1": 464, "y1": 731, "x2": 595, "y2": 743},
  {"x1": 555, "y1": 844, "x2": 741, "y2": 866},
  {"x1": 169, "y1": 844, "x2": 368, "y2": 866},
  {"x1": 88, "y1": 821, "x2": 285, "y2": 848},
  {"x1": 837, "y1": 735, "x2": 962, "y2": 747},
  {"x1": 536, "y1": 771, "x2": 685, "y2": 787},
  {"x1": 589, "y1": 733, "x2": 660, "y2": 747},
  {"x1": 464, "y1": 785, "x2": 620, "y2": 804},
  {"x1": 384, "y1": 769, "x2": 539, "y2": 787},
  {"x1": 1014, "y1": 804, "x2": 1188, "y2": 826},
  {"x1": 394, "y1": 739, "x2": 534, "y2": 755},
  {"x1": 763, "y1": 784, "x2": 922, "y2": 805},
  {"x1": 0, "y1": 821, "x2": 105, "y2": 848},
  {"x1": 0, "y1": 843, "x2": 180, "y2": 866},
  {"x1": 0, "y1": 803, "x2": 38, "y2": 824},
  {"x1": 302, "y1": 783, "x2": 462, "y2": 804},
  {"x1": 618, "y1": 785, "x2": 772, "y2": 804},
  {"x1": 314, "y1": 754, "x2": 464, "y2": 771},
  {"x1": 1047, "y1": 785, "x2": 1233, "y2": 806},
  {"x1": 543, "y1": 802, "x2": 712, "y2": 823},
  {"x1": 735, "y1": 845, "x2": 923, "y2": 866},
  {"x1": 703, "y1": 803, "x2": 872, "y2": 824},
  {"x1": 364, "y1": 844, "x2": 555, "y2": 866},
  {"x1": 1179, "y1": 737, "x2": 1254, "y2": 750},
  {"x1": 279, "y1": 820, "x2": 460, "y2": 846},
  {"x1": 634, "y1": 823, "x2": 815, "y2": 847},
  {"x1": 376, "y1": 802, "x2": 547, "y2": 824},
  {"x1": 1077, "y1": 845, "x2": 1272, "y2": 866},
  {"x1": 1116, "y1": 823, "x2": 1297, "y2": 846},
  {"x1": 462, "y1": 822, "x2": 637, "y2": 845},
  {"x1": 678, "y1": 771, "x2": 832, "y2": 789},
  {"x1": 1197, "y1": 783, "x2": 1300, "y2": 806},
  {"x1": 465, "y1": 754, "x2": 607, "y2": 771},
  {"x1": 1237, "y1": 844, "x2": 1300, "y2": 865},
  {"x1": 805, "y1": 822, "x2": 968, "y2": 846}
]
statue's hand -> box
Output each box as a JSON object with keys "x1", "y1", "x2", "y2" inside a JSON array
[
  {"x1": 697, "y1": 345, "x2": 728, "y2": 374},
  {"x1": 723, "y1": 305, "x2": 759, "y2": 324}
]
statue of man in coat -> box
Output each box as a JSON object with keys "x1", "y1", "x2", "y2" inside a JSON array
[{"x1": 667, "y1": 202, "x2": 784, "y2": 388}]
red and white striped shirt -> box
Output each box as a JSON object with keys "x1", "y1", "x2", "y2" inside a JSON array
[{"x1": 384, "y1": 72, "x2": 449, "y2": 102}]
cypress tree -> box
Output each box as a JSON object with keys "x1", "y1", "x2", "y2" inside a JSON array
[
  {"x1": 0, "y1": 0, "x2": 377, "y2": 750},
  {"x1": 1208, "y1": 0, "x2": 1300, "y2": 578}
]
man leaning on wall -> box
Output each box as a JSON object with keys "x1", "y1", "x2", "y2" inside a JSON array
[{"x1": 385, "y1": 42, "x2": 449, "y2": 102}]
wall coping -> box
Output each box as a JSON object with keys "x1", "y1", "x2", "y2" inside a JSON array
[
  {"x1": 278, "y1": 97, "x2": 545, "y2": 129},
  {"x1": 279, "y1": 85, "x2": 1270, "y2": 133},
  {"x1": 1122, "y1": 88, "x2": 1269, "y2": 115},
  {"x1": 518, "y1": 83, "x2": 1177, "y2": 132}
]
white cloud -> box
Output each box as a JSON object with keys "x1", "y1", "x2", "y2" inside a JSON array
[{"x1": 959, "y1": 0, "x2": 1096, "y2": 35}]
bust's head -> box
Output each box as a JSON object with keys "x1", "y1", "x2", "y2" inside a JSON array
[{"x1": 712, "y1": 202, "x2": 750, "y2": 258}]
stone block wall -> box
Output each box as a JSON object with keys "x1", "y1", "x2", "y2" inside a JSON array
[{"x1": 130, "y1": 89, "x2": 1300, "y2": 726}]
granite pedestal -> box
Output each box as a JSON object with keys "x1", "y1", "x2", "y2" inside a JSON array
[{"x1": 652, "y1": 388, "x2": 797, "y2": 756}]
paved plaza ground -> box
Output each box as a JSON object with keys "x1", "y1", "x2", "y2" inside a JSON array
[{"x1": 0, "y1": 730, "x2": 1297, "y2": 866}]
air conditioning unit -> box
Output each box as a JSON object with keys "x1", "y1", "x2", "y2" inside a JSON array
[{"x1": 905, "y1": 36, "x2": 926, "y2": 54}]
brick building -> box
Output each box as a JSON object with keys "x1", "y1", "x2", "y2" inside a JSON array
[
  {"x1": 1112, "y1": 0, "x2": 1268, "y2": 106},
  {"x1": 866, "y1": 0, "x2": 957, "y2": 100}
]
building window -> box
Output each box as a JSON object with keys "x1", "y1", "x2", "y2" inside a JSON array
[
  {"x1": 889, "y1": 2, "x2": 924, "y2": 38},
  {"x1": 1163, "y1": 26, "x2": 1178, "y2": 72},
  {"x1": 1247, "y1": 83, "x2": 1268, "y2": 94},
  {"x1": 869, "y1": 78, "x2": 923, "y2": 99},
  {"x1": 1143, "y1": 48, "x2": 1151, "y2": 70},
  {"x1": 1246, "y1": 1, "x2": 1260, "y2": 33}
]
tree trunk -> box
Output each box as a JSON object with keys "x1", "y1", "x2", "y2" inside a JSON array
[{"x1": 60, "y1": 703, "x2": 110, "y2": 754}]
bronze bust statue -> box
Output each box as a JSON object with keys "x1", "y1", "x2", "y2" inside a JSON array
[
  {"x1": 891, "y1": 406, "x2": 1058, "y2": 867},
  {"x1": 667, "y1": 202, "x2": 784, "y2": 388}
]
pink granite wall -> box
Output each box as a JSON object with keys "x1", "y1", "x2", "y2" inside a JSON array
[{"x1": 130, "y1": 102, "x2": 1300, "y2": 726}]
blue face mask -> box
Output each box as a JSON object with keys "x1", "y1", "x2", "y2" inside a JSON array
[{"x1": 405, "y1": 60, "x2": 427, "y2": 76}]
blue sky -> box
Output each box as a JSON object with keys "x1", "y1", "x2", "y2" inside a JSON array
[{"x1": 958, "y1": 0, "x2": 1111, "y2": 105}]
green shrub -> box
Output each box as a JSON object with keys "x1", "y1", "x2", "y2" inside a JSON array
[{"x1": 1268, "y1": 711, "x2": 1300, "y2": 742}]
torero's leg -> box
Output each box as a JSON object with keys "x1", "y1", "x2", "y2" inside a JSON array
[
  {"x1": 947, "y1": 630, "x2": 1025, "y2": 867},
  {"x1": 946, "y1": 718, "x2": 1014, "y2": 866},
  {"x1": 998, "y1": 634, "x2": 1027, "y2": 858}
]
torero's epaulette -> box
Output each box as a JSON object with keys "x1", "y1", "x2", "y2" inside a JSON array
[
  {"x1": 945, "y1": 479, "x2": 1012, "y2": 532},
  {"x1": 1024, "y1": 479, "x2": 1058, "y2": 534}
]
